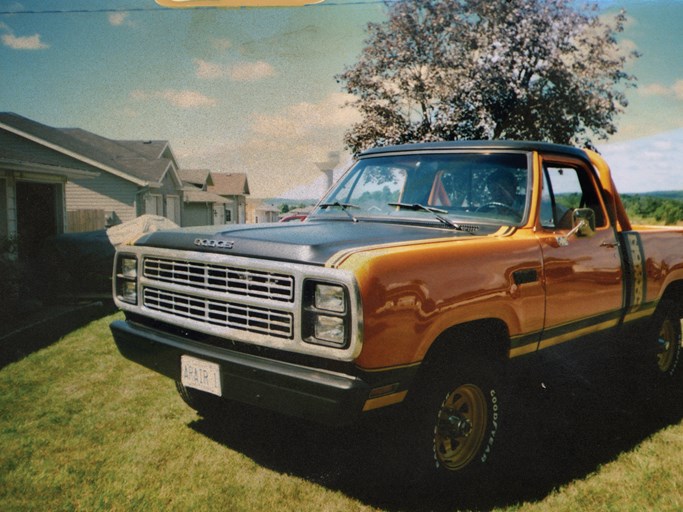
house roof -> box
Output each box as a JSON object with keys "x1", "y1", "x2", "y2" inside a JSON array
[
  {"x1": 179, "y1": 168, "x2": 212, "y2": 188},
  {"x1": 182, "y1": 187, "x2": 230, "y2": 204},
  {"x1": 0, "y1": 112, "x2": 179, "y2": 187},
  {"x1": 207, "y1": 172, "x2": 250, "y2": 196},
  {"x1": 59, "y1": 128, "x2": 176, "y2": 185},
  {"x1": 117, "y1": 140, "x2": 170, "y2": 160},
  {"x1": 0, "y1": 127, "x2": 98, "y2": 173}
]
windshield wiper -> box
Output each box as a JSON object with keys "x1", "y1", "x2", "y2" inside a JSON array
[
  {"x1": 388, "y1": 202, "x2": 477, "y2": 232},
  {"x1": 318, "y1": 201, "x2": 360, "y2": 223}
]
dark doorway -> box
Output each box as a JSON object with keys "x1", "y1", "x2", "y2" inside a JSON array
[{"x1": 16, "y1": 181, "x2": 58, "y2": 262}]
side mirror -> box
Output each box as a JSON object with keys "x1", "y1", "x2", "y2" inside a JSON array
[
  {"x1": 557, "y1": 208, "x2": 596, "y2": 246},
  {"x1": 572, "y1": 208, "x2": 596, "y2": 238}
]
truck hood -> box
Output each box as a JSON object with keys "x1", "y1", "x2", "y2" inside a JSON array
[{"x1": 133, "y1": 220, "x2": 489, "y2": 266}]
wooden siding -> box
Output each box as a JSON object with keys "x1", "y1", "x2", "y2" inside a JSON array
[
  {"x1": 67, "y1": 209, "x2": 105, "y2": 232},
  {"x1": 66, "y1": 172, "x2": 138, "y2": 226}
]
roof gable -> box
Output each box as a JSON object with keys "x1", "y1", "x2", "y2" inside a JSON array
[
  {"x1": 207, "y1": 172, "x2": 250, "y2": 196},
  {"x1": 179, "y1": 168, "x2": 212, "y2": 188}
]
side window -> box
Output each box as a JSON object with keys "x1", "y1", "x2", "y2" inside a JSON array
[{"x1": 541, "y1": 162, "x2": 606, "y2": 230}]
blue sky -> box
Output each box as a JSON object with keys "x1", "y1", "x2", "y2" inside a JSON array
[{"x1": 1, "y1": 0, "x2": 682, "y2": 198}]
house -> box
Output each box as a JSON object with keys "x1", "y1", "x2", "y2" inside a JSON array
[
  {"x1": 246, "y1": 199, "x2": 281, "y2": 224},
  {"x1": 207, "y1": 172, "x2": 250, "y2": 224},
  {"x1": 179, "y1": 169, "x2": 232, "y2": 227},
  {"x1": 1, "y1": 113, "x2": 101, "y2": 259},
  {"x1": 0, "y1": 113, "x2": 185, "y2": 249}
]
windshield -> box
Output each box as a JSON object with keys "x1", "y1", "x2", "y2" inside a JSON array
[{"x1": 311, "y1": 152, "x2": 531, "y2": 227}]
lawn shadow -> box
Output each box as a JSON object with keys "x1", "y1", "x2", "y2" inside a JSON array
[
  {"x1": 188, "y1": 348, "x2": 683, "y2": 511},
  {"x1": 0, "y1": 300, "x2": 117, "y2": 369}
]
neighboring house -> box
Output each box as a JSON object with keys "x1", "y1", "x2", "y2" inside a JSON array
[
  {"x1": 0, "y1": 113, "x2": 100, "y2": 259},
  {"x1": 179, "y1": 169, "x2": 232, "y2": 227},
  {"x1": 246, "y1": 199, "x2": 281, "y2": 224},
  {"x1": 0, "y1": 112, "x2": 185, "y2": 241},
  {"x1": 207, "y1": 172, "x2": 250, "y2": 224}
]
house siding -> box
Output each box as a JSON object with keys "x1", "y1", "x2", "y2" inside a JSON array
[{"x1": 66, "y1": 172, "x2": 138, "y2": 226}]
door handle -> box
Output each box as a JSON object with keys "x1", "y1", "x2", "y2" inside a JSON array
[{"x1": 600, "y1": 240, "x2": 619, "y2": 248}]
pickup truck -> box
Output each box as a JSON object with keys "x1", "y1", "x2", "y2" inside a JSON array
[{"x1": 110, "y1": 140, "x2": 683, "y2": 480}]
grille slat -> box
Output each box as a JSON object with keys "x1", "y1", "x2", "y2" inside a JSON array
[
  {"x1": 143, "y1": 257, "x2": 294, "y2": 302},
  {"x1": 144, "y1": 287, "x2": 293, "y2": 339}
]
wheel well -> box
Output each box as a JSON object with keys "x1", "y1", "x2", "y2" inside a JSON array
[
  {"x1": 661, "y1": 280, "x2": 683, "y2": 307},
  {"x1": 413, "y1": 319, "x2": 510, "y2": 386}
]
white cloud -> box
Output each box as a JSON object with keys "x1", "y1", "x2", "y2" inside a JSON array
[
  {"x1": 640, "y1": 81, "x2": 683, "y2": 100},
  {"x1": 250, "y1": 92, "x2": 359, "y2": 138},
  {"x1": 640, "y1": 83, "x2": 672, "y2": 96},
  {"x1": 194, "y1": 59, "x2": 225, "y2": 79},
  {"x1": 234, "y1": 93, "x2": 360, "y2": 197},
  {"x1": 131, "y1": 89, "x2": 218, "y2": 109},
  {"x1": 1, "y1": 31, "x2": 48, "y2": 50},
  {"x1": 178, "y1": 92, "x2": 359, "y2": 198},
  {"x1": 228, "y1": 60, "x2": 276, "y2": 82},
  {"x1": 598, "y1": 128, "x2": 683, "y2": 192},
  {"x1": 194, "y1": 58, "x2": 276, "y2": 82},
  {"x1": 108, "y1": 12, "x2": 133, "y2": 27},
  {"x1": 673, "y1": 80, "x2": 683, "y2": 100}
]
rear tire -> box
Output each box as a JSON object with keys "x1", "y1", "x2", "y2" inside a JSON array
[{"x1": 648, "y1": 300, "x2": 683, "y2": 383}]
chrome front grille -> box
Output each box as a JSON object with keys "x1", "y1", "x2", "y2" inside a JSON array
[
  {"x1": 143, "y1": 287, "x2": 293, "y2": 339},
  {"x1": 143, "y1": 257, "x2": 294, "y2": 302},
  {"x1": 115, "y1": 246, "x2": 362, "y2": 361}
]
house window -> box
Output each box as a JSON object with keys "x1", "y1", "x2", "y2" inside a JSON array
[{"x1": 225, "y1": 209, "x2": 232, "y2": 223}]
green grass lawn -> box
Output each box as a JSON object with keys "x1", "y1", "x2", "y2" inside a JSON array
[{"x1": 2, "y1": 313, "x2": 683, "y2": 511}]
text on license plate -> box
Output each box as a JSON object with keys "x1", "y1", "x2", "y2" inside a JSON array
[{"x1": 181, "y1": 355, "x2": 222, "y2": 396}]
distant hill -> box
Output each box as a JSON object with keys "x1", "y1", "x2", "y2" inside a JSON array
[
  {"x1": 630, "y1": 191, "x2": 683, "y2": 201},
  {"x1": 621, "y1": 192, "x2": 683, "y2": 225}
]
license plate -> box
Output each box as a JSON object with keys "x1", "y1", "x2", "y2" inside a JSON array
[{"x1": 181, "y1": 355, "x2": 222, "y2": 396}]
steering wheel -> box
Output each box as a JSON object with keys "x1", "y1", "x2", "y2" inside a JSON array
[{"x1": 476, "y1": 202, "x2": 519, "y2": 217}]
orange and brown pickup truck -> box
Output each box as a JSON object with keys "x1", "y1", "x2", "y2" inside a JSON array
[{"x1": 110, "y1": 140, "x2": 683, "y2": 480}]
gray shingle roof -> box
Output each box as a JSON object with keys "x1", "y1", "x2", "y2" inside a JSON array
[
  {"x1": 0, "y1": 112, "x2": 175, "y2": 186},
  {"x1": 179, "y1": 168, "x2": 212, "y2": 188},
  {"x1": 0, "y1": 127, "x2": 97, "y2": 172},
  {"x1": 182, "y1": 187, "x2": 229, "y2": 204}
]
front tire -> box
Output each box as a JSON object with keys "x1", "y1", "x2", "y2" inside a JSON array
[
  {"x1": 432, "y1": 381, "x2": 498, "y2": 472},
  {"x1": 408, "y1": 358, "x2": 504, "y2": 483}
]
